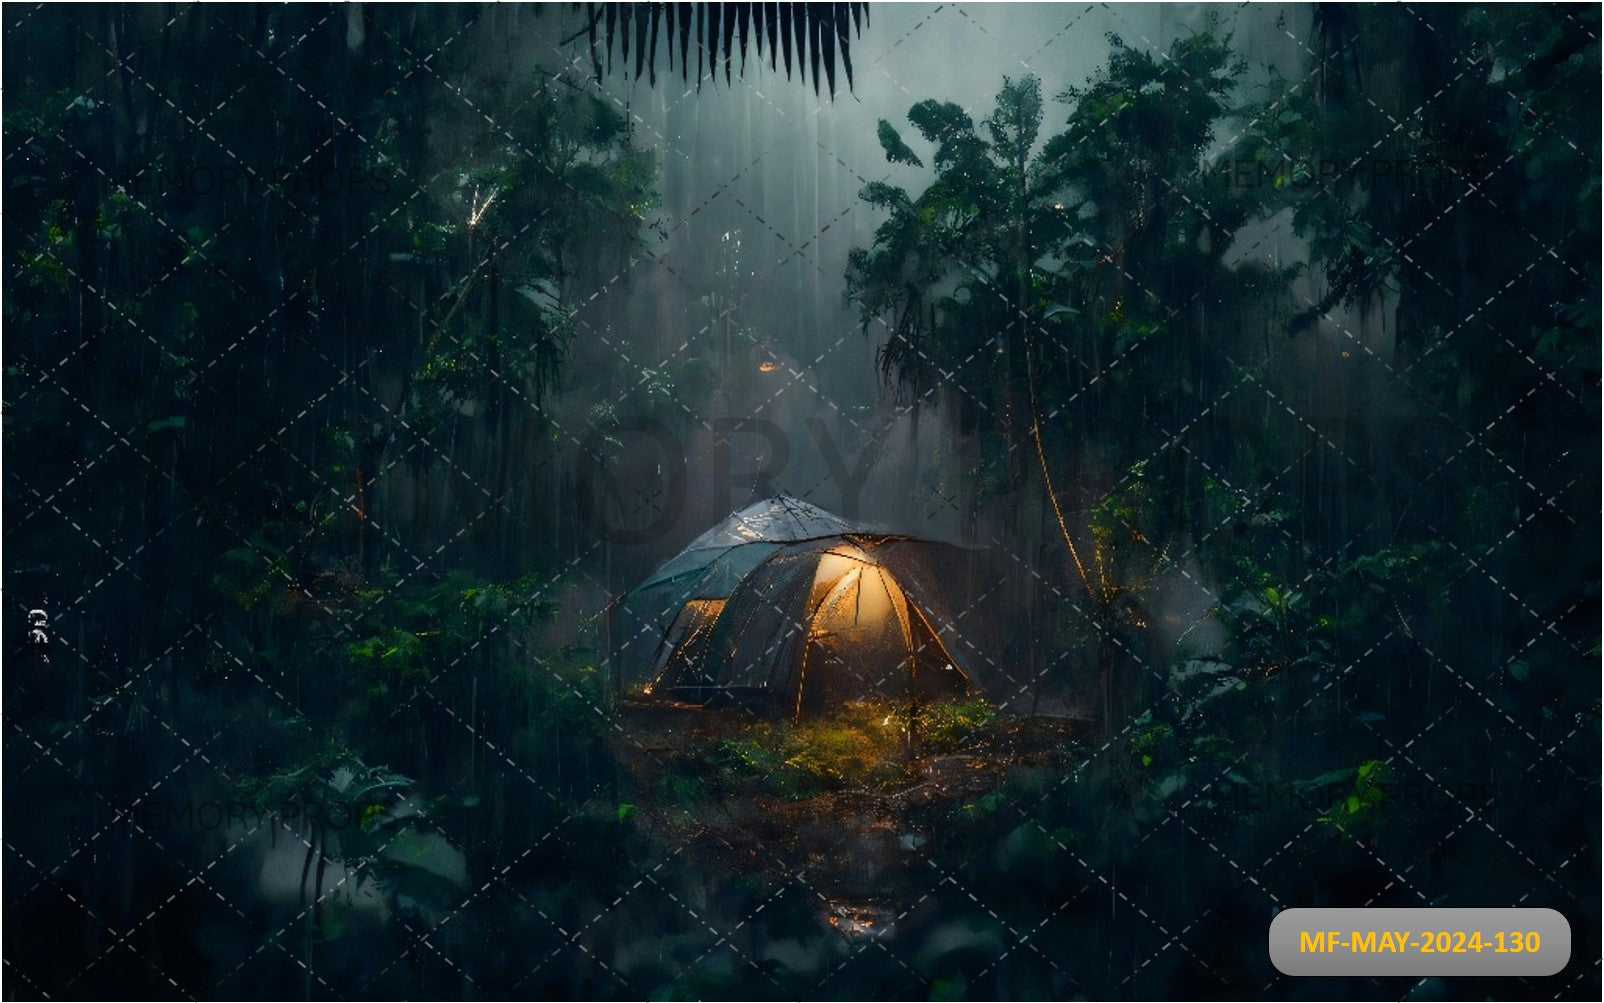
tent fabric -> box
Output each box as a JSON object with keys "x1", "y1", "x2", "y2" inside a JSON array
[
  {"x1": 615, "y1": 496, "x2": 875, "y2": 688},
  {"x1": 650, "y1": 535, "x2": 971, "y2": 717},
  {"x1": 677, "y1": 495, "x2": 863, "y2": 554},
  {"x1": 632, "y1": 495, "x2": 864, "y2": 594},
  {"x1": 637, "y1": 541, "x2": 783, "y2": 605},
  {"x1": 648, "y1": 598, "x2": 726, "y2": 696}
]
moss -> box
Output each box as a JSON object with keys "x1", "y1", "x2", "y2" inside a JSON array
[
  {"x1": 916, "y1": 697, "x2": 998, "y2": 753},
  {"x1": 703, "y1": 697, "x2": 999, "y2": 800}
]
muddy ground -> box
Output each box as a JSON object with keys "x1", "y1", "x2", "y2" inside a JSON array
[{"x1": 611, "y1": 697, "x2": 1091, "y2": 938}]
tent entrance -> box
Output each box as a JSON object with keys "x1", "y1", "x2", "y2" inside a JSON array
[
  {"x1": 792, "y1": 548, "x2": 966, "y2": 717},
  {"x1": 644, "y1": 536, "x2": 974, "y2": 717},
  {"x1": 646, "y1": 598, "x2": 725, "y2": 699}
]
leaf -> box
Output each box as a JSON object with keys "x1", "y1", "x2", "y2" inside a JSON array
[
  {"x1": 859, "y1": 180, "x2": 912, "y2": 212},
  {"x1": 516, "y1": 279, "x2": 561, "y2": 313},
  {"x1": 1152, "y1": 772, "x2": 1186, "y2": 800},
  {"x1": 907, "y1": 100, "x2": 975, "y2": 148},
  {"x1": 876, "y1": 120, "x2": 923, "y2": 167},
  {"x1": 147, "y1": 416, "x2": 187, "y2": 434}
]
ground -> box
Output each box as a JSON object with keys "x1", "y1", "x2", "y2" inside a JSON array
[{"x1": 613, "y1": 694, "x2": 1090, "y2": 938}]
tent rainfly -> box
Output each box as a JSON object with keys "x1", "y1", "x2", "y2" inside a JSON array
[{"x1": 613, "y1": 496, "x2": 868, "y2": 687}]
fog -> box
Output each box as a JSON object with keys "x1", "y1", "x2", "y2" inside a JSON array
[
  {"x1": 456, "y1": 5, "x2": 1317, "y2": 570},
  {"x1": 477, "y1": 5, "x2": 1332, "y2": 675}
]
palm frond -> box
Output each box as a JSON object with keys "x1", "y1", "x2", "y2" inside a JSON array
[{"x1": 578, "y1": 2, "x2": 870, "y2": 97}]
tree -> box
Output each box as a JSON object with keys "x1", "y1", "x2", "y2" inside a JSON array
[
  {"x1": 847, "y1": 30, "x2": 1278, "y2": 728},
  {"x1": 4, "y1": 8, "x2": 658, "y2": 992}
]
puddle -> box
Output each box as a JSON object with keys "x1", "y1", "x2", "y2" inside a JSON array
[{"x1": 825, "y1": 899, "x2": 897, "y2": 942}]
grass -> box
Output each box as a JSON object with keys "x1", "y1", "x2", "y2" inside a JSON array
[{"x1": 708, "y1": 697, "x2": 999, "y2": 800}]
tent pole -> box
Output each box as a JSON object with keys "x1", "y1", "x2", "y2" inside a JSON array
[
  {"x1": 907, "y1": 600, "x2": 968, "y2": 686},
  {"x1": 878, "y1": 566, "x2": 920, "y2": 761},
  {"x1": 793, "y1": 638, "x2": 811, "y2": 723}
]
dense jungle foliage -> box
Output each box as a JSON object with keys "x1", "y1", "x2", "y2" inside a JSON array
[{"x1": 3, "y1": 4, "x2": 1598, "y2": 999}]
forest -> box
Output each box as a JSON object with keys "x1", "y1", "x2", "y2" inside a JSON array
[{"x1": 2, "y1": 3, "x2": 1598, "y2": 999}]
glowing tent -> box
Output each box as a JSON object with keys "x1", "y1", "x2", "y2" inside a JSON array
[
  {"x1": 647, "y1": 535, "x2": 972, "y2": 718},
  {"x1": 614, "y1": 496, "x2": 867, "y2": 686}
]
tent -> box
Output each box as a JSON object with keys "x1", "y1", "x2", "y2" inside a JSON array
[
  {"x1": 613, "y1": 496, "x2": 869, "y2": 686},
  {"x1": 646, "y1": 535, "x2": 972, "y2": 718},
  {"x1": 640, "y1": 495, "x2": 862, "y2": 588}
]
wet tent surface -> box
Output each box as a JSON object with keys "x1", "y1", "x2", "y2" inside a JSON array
[
  {"x1": 618, "y1": 496, "x2": 882, "y2": 688},
  {"x1": 634, "y1": 496, "x2": 861, "y2": 592}
]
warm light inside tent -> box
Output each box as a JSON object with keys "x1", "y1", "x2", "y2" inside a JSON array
[
  {"x1": 809, "y1": 545, "x2": 905, "y2": 642},
  {"x1": 810, "y1": 544, "x2": 874, "y2": 598},
  {"x1": 647, "y1": 535, "x2": 970, "y2": 716},
  {"x1": 647, "y1": 597, "x2": 727, "y2": 689}
]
